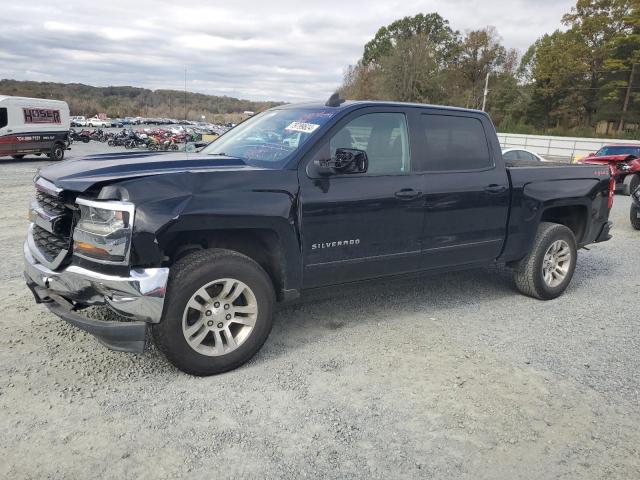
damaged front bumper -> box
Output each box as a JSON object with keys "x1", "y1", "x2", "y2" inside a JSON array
[{"x1": 24, "y1": 241, "x2": 169, "y2": 353}]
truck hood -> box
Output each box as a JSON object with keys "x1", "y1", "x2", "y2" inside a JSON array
[{"x1": 37, "y1": 151, "x2": 264, "y2": 192}]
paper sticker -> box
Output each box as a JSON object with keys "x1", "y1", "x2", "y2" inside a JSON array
[{"x1": 285, "y1": 121, "x2": 320, "y2": 134}]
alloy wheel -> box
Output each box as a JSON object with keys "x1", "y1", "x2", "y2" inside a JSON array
[
  {"x1": 542, "y1": 239, "x2": 572, "y2": 288},
  {"x1": 181, "y1": 278, "x2": 258, "y2": 356}
]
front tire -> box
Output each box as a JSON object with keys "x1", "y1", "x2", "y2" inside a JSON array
[
  {"x1": 623, "y1": 174, "x2": 640, "y2": 196},
  {"x1": 11, "y1": 154, "x2": 25, "y2": 160},
  {"x1": 513, "y1": 222, "x2": 577, "y2": 300},
  {"x1": 153, "y1": 249, "x2": 275, "y2": 376},
  {"x1": 631, "y1": 203, "x2": 640, "y2": 230}
]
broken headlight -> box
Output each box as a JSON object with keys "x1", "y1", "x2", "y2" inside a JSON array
[{"x1": 73, "y1": 198, "x2": 135, "y2": 264}]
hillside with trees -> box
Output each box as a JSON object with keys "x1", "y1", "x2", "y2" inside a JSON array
[
  {"x1": 0, "y1": 79, "x2": 282, "y2": 122},
  {"x1": 340, "y1": 0, "x2": 640, "y2": 138}
]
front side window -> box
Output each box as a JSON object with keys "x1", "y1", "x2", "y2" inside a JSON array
[
  {"x1": 200, "y1": 108, "x2": 336, "y2": 168},
  {"x1": 0, "y1": 108, "x2": 7, "y2": 129},
  {"x1": 419, "y1": 114, "x2": 492, "y2": 171},
  {"x1": 328, "y1": 113, "x2": 410, "y2": 174}
]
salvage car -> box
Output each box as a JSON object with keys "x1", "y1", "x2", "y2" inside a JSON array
[
  {"x1": 86, "y1": 117, "x2": 109, "y2": 128},
  {"x1": 24, "y1": 97, "x2": 614, "y2": 375},
  {"x1": 579, "y1": 144, "x2": 640, "y2": 195},
  {"x1": 502, "y1": 148, "x2": 547, "y2": 163}
]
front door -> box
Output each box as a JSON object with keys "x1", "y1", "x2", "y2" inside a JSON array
[{"x1": 298, "y1": 109, "x2": 425, "y2": 288}]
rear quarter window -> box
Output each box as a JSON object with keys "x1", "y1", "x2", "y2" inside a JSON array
[
  {"x1": 419, "y1": 114, "x2": 492, "y2": 171},
  {"x1": 0, "y1": 108, "x2": 7, "y2": 129}
]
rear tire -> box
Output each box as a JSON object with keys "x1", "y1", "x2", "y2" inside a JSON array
[
  {"x1": 513, "y1": 222, "x2": 577, "y2": 300},
  {"x1": 11, "y1": 154, "x2": 25, "y2": 160},
  {"x1": 48, "y1": 143, "x2": 65, "y2": 161},
  {"x1": 623, "y1": 174, "x2": 640, "y2": 196},
  {"x1": 631, "y1": 203, "x2": 640, "y2": 230},
  {"x1": 153, "y1": 249, "x2": 275, "y2": 376}
]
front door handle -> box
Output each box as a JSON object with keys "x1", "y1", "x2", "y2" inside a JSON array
[
  {"x1": 395, "y1": 188, "x2": 422, "y2": 200},
  {"x1": 484, "y1": 184, "x2": 507, "y2": 194}
]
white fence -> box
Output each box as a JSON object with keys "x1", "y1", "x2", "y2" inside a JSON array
[{"x1": 497, "y1": 132, "x2": 640, "y2": 162}]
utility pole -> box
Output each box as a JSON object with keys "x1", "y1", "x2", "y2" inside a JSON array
[
  {"x1": 184, "y1": 67, "x2": 188, "y2": 122},
  {"x1": 619, "y1": 63, "x2": 636, "y2": 133},
  {"x1": 481, "y1": 72, "x2": 490, "y2": 112}
]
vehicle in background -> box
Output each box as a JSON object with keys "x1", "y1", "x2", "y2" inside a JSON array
[
  {"x1": 71, "y1": 116, "x2": 87, "y2": 127},
  {"x1": 502, "y1": 148, "x2": 547, "y2": 163},
  {"x1": 109, "y1": 119, "x2": 124, "y2": 128},
  {"x1": 86, "y1": 117, "x2": 109, "y2": 128},
  {"x1": 631, "y1": 186, "x2": 640, "y2": 230},
  {"x1": 0, "y1": 95, "x2": 70, "y2": 161},
  {"x1": 69, "y1": 128, "x2": 91, "y2": 143},
  {"x1": 24, "y1": 98, "x2": 614, "y2": 375},
  {"x1": 579, "y1": 145, "x2": 640, "y2": 195}
]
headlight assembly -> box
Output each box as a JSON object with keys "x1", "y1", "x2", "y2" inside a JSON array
[{"x1": 73, "y1": 198, "x2": 135, "y2": 264}]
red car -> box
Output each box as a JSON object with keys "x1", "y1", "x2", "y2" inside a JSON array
[{"x1": 579, "y1": 145, "x2": 640, "y2": 195}]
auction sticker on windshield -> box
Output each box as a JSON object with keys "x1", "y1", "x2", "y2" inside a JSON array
[{"x1": 285, "y1": 122, "x2": 320, "y2": 134}]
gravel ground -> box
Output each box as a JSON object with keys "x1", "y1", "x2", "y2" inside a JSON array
[{"x1": 0, "y1": 144, "x2": 639, "y2": 479}]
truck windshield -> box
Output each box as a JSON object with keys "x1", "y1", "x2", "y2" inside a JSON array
[
  {"x1": 596, "y1": 146, "x2": 640, "y2": 157},
  {"x1": 201, "y1": 108, "x2": 336, "y2": 168}
]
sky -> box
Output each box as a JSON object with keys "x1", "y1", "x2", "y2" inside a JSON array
[{"x1": 0, "y1": 0, "x2": 575, "y2": 102}]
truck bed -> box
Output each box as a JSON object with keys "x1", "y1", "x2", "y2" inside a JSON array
[{"x1": 501, "y1": 162, "x2": 611, "y2": 262}]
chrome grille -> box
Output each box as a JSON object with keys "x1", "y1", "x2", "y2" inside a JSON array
[
  {"x1": 29, "y1": 178, "x2": 74, "y2": 269},
  {"x1": 35, "y1": 190, "x2": 66, "y2": 216},
  {"x1": 32, "y1": 224, "x2": 70, "y2": 262}
]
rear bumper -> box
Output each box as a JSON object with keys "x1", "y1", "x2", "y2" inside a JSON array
[
  {"x1": 594, "y1": 221, "x2": 613, "y2": 243},
  {"x1": 24, "y1": 241, "x2": 169, "y2": 353}
]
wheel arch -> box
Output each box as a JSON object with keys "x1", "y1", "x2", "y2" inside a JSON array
[
  {"x1": 539, "y1": 204, "x2": 589, "y2": 243},
  {"x1": 161, "y1": 227, "x2": 296, "y2": 302}
]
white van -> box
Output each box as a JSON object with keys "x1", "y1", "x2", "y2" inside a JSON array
[{"x1": 0, "y1": 96, "x2": 70, "y2": 161}]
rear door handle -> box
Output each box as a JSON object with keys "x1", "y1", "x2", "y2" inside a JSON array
[
  {"x1": 395, "y1": 188, "x2": 422, "y2": 200},
  {"x1": 484, "y1": 184, "x2": 507, "y2": 194}
]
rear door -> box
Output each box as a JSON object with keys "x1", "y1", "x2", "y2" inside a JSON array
[
  {"x1": 415, "y1": 111, "x2": 509, "y2": 268},
  {"x1": 298, "y1": 107, "x2": 426, "y2": 288}
]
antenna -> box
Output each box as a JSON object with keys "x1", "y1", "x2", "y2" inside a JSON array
[
  {"x1": 184, "y1": 66, "x2": 187, "y2": 121},
  {"x1": 325, "y1": 92, "x2": 345, "y2": 107}
]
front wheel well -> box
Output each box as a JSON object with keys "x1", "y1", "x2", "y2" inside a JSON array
[
  {"x1": 540, "y1": 205, "x2": 588, "y2": 243},
  {"x1": 163, "y1": 229, "x2": 287, "y2": 301}
]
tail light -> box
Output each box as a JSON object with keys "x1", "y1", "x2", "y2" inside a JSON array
[{"x1": 608, "y1": 176, "x2": 615, "y2": 209}]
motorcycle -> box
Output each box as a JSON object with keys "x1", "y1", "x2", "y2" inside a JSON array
[{"x1": 69, "y1": 128, "x2": 91, "y2": 143}]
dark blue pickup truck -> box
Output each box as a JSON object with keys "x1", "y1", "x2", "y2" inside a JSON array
[{"x1": 24, "y1": 97, "x2": 613, "y2": 375}]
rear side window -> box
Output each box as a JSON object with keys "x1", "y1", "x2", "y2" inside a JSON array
[
  {"x1": 503, "y1": 150, "x2": 517, "y2": 162},
  {"x1": 419, "y1": 114, "x2": 492, "y2": 171},
  {"x1": 0, "y1": 108, "x2": 7, "y2": 129}
]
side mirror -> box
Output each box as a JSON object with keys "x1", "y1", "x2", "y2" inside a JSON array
[{"x1": 314, "y1": 148, "x2": 368, "y2": 175}]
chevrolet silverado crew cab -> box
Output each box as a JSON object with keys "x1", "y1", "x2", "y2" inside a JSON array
[{"x1": 24, "y1": 97, "x2": 614, "y2": 376}]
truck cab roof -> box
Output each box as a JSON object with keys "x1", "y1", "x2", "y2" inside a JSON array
[{"x1": 276, "y1": 100, "x2": 488, "y2": 116}]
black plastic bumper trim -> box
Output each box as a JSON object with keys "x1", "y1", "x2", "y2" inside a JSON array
[
  {"x1": 28, "y1": 282, "x2": 148, "y2": 353},
  {"x1": 594, "y1": 221, "x2": 613, "y2": 243}
]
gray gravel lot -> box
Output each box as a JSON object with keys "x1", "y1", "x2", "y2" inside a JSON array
[{"x1": 1, "y1": 144, "x2": 639, "y2": 479}]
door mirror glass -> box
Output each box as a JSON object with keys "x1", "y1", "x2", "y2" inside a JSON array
[{"x1": 314, "y1": 148, "x2": 368, "y2": 175}]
